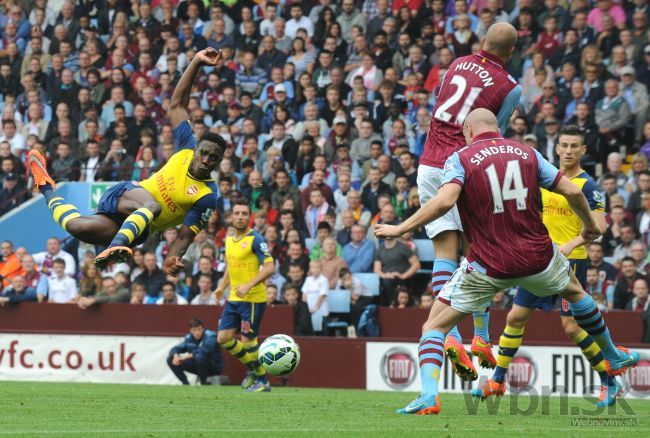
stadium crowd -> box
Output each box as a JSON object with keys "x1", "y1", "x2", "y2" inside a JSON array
[{"x1": 0, "y1": 0, "x2": 649, "y2": 338}]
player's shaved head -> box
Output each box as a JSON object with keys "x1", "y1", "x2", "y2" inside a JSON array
[
  {"x1": 483, "y1": 23, "x2": 517, "y2": 60},
  {"x1": 463, "y1": 109, "x2": 499, "y2": 143}
]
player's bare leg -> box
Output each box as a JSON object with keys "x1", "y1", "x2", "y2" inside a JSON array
[
  {"x1": 561, "y1": 314, "x2": 622, "y2": 406},
  {"x1": 560, "y1": 271, "x2": 640, "y2": 375},
  {"x1": 398, "y1": 300, "x2": 468, "y2": 415},
  {"x1": 94, "y1": 188, "x2": 161, "y2": 269}
]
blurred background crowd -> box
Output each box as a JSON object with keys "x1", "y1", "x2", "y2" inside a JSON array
[{"x1": 0, "y1": 0, "x2": 649, "y2": 338}]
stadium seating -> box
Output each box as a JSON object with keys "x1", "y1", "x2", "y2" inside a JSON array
[
  {"x1": 353, "y1": 273, "x2": 380, "y2": 296},
  {"x1": 414, "y1": 239, "x2": 435, "y2": 275},
  {"x1": 325, "y1": 289, "x2": 351, "y2": 336}
]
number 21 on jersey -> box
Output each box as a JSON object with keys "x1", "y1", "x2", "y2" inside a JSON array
[
  {"x1": 434, "y1": 75, "x2": 484, "y2": 124},
  {"x1": 485, "y1": 160, "x2": 528, "y2": 214}
]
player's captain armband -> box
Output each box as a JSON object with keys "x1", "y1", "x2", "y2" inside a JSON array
[{"x1": 173, "y1": 120, "x2": 198, "y2": 151}]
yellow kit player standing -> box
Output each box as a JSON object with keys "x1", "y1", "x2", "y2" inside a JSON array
[{"x1": 215, "y1": 199, "x2": 275, "y2": 392}]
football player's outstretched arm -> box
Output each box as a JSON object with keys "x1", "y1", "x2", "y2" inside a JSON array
[
  {"x1": 374, "y1": 183, "x2": 461, "y2": 239},
  {"x1": 170, "y1": 48, "x2": 222, "y2": 130}
]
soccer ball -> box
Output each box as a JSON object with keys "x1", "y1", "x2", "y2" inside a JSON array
[{"x1": 259, "y1": 334, "x2": 301, "y2": 376}]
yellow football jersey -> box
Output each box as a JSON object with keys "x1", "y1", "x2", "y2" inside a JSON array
[
  {"x1": 541, "y1": 171, "x2": 604, "y2": 259},
  {"x1": 225, "y1": 230, "x2": 273, "y2": 303},
  {"x1": 138, "y1": 122, "x2": 217, "y2": 234}
]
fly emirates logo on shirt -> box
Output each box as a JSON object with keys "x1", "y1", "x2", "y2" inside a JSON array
[
  {"x1": 155, "y1": 173, "x2": 178, "y2": 213},
  {"x1": 469, "y1": 144, "x2": 530, "y2": 166}
]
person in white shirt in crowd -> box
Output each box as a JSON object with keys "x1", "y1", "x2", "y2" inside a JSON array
[
  {"x1": 286, "y1": 3, "x2": 314, "y2": 39},
  {"x1": 32, "y1": 237, "x2": 76, "y2": 276},
  {"x1": 46, "y1": 258, "x2": 78, "y2": 303},
  {"x1": 191, "y1": 273, "x2": 218, "y2": 305},
  {"x1": 0, "y1": 120, "x2": 26, "y2": 157},
  {"x1": 79, "y1": 139, "x2": 103, "y2": 182},
  {"x1": 301, "y1": 259, "x2": 329, "y2": 333},
  {"x1": 157, "y1": 281, "x2": 188, "y2": 305}
]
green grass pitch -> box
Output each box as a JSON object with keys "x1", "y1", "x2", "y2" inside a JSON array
[{"x1": 0, "y1": 382, "x2": 648, "y2": 436}]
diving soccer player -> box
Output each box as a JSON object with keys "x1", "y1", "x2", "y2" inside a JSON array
[
  {"x1": 214, "y1": 199, "x2": 275, "y2": 392},
  {"x1": 28, "y1": 48, "x2": 227, "y2": 273},
  {"x1": 375, "y1": 109, "x2": 639, "y2": 415},
  {"x1": 417, "y1": 22, "x2": 522, "y2": 380},
  {"x1": 472, "y1": 125, "x2": 621, "y2": 406}
]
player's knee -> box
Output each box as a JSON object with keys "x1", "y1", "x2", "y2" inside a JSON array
[
  {"x1": 562, "y1": 318, "x2": 581, "y2": 338},
  {"x1": 144, "y1": 202, "x2": 162, "y2": 218},
  {"x1": 217, "y1": 331, "x2": 233, "y2": 345},
  {"x1": 505, "y1": 311, "x2": 527, "y2": 329}
]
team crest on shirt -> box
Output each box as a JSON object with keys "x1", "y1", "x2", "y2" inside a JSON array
[
  {"x1": 241, "y1": 242, "x2": 248, "y2": 249},
  {"x1": 186, "y1": 184, "x2": 199, "y2": 195}
]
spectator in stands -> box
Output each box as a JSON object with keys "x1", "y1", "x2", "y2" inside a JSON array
[
  {"x1": 636, "y1": 193, "x2": 650, "y2": 238},
  {"x1": 392, "y1": 285, "x2": 415, "y2": 308},
  {"x1": 318, "y1": 237, "x2": 348, "y2": 289},
  {"x1": 304, "y1": 188, "x2": 334, "y2": 238},
  {"x1": 361, "y1": 167, "x2": 392, "y2": 215},
  {"x1": 374, "y1": 234, "x2": 420, "y2": 306},
  {"x1": 46, "y1": 258, "x2": 77, "y2": 303},
  {"x1": 0, "y1": 275, "x2": 37, "y2": 305},
  {"x1": 33, "y1": 237, "x2": 75, "y2": 276},
  {"x1": 188, "y1": 256, "x2": 220, "y2": 303},
  {"x1": 96, "y1": 139, "x2": 135, "y2": 182},
  {"x1": 283, "y1": 283, "x2": 314, "y2": 336},
  {"x1": 135, "y1": 252, "x2": 166, "y2": 303},
  {"x1": 631, "y1": 241, "x2": 650, "y2": 274},
  {"x1": 157, "y1": 281, "x2": 189, "y2": 305},
  {"x1": 77, "y1": 263, "x2": 102, "y2": 298},
  {"x1": 302, "y1": 260, "x2": 329, "y2": 334},
  {"x1": 50, "y1": 142, "x2": 80, "y2": 182},
  {"x1": 588, "y1": 242, "x2": 619, "y2": 282},
  {"x1": 78, "y1": 140, "x2": 103, "y2": 182},
  {"x1": 190, "y1": 274, "x2": 217, "y2": 306},
  {"x1": 280, "y1": 242, "x2": 310, "y2": 278},
  {"x1": 130, "y1": 282, "x2": 146, "y2": 305},
  {"x1": 167, "y1": 318, "x2": 224, "y2": 385},
  {"x1": 309, "y1": 222, "x2": 341, "y2": 260},
  {"x1": 611, "y1": 223, "x2": 636, "y2": 264},
  {"x1": 600, "y1": 173, "x2": 629, "y2": 212},
  {"x1": 285, "y1": 261, "x2": 307, "y2": 292},
  {"x1": 335, "y1": 266, "x2": 372, "y2": 326},
  {"x1": 619, "y1": 66, "x2": 649, "y2": 146},
  {"x1": 77, "y1": 276, "x2": 130, "y2": 309},
  {"x1": 343, "y1": 224, "x2": 375, "y2": 273},
  {"x1": 613, "y1": 256, "x2": 644, "y2": 309},
  {"x1": 19, "y1": 254, "x2": 45, "y2": 294},
  {"x1": 0, "y1": 172, "x2": 26, "y2": 216},
  {"x1": 595, "y1": 79, "x2": 631, "y2": 150},
  {"x1": 628, "y1": 278, "x2": 650, "y2": 312}
]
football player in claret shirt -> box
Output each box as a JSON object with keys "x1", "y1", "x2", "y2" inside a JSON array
[
  {"x1": 376, "y1": 109, "x2": 639, "y2": 415},
  {"x1": 417, "y1": 22, "x2": 522, "y2": 381},
  {"x1": 28, "y1": 48, "x2": 228, "y2": 273},
  {"x1": 214, "y1": 199, "x2": 275, "y2": 392},
  {"x1": 473, "y1": 125, "x2": 621, "y2": 407}
]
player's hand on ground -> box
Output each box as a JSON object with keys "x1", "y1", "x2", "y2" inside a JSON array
[
  {"x1": 234, "y1": 283, "x2": 251, "y2": 298},
  {"x1": 164, "y1": 256, "x2": 185, "y2": 277},
  {"x1": 196, "y1": 48, "x2": 222, "y2": 66},
  {"x1": 374, "y1": 224, "x2": 402, "y2": 239}
]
